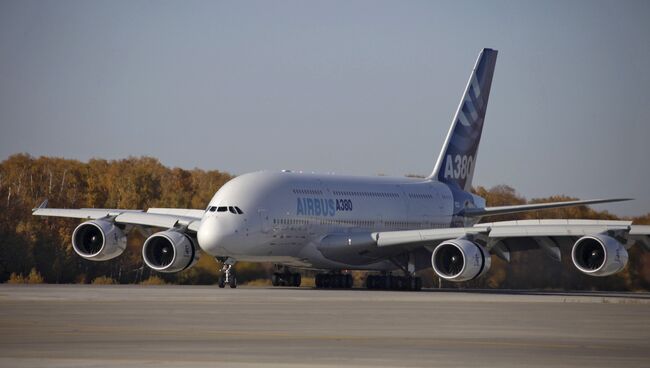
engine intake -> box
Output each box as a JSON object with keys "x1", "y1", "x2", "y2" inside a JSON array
[
  {"x1": 72, "y1": 220, "x2": 127, "y2": 261},
  {"x1": 571, "y1": 234, "x2": 628, "y2": 276},
  {"x1": 142, "y1": 230, "x2": 199, "y2": 273},
  {"x1": 432, "y1": 239, "x2": 491, "y2": 282}
]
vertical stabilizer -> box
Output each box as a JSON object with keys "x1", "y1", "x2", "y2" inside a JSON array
[{"x1": 428, "y1": 48, "x2": 498, "y2": 191}]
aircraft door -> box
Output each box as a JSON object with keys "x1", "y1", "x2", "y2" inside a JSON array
[{"x1": 258, "y1": 209, "x2": 271, "y2": 233}]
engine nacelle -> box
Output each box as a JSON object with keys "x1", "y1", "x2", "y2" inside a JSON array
[
  {"x1": 571, "y1": 234, "x2": 628, "y2": 276},
  {"x1": 142, "y1": 230, "x2": 200, "y2": 273},
  {"x1": 72, "y1": 220, "x2": 127, "y2": 261},
  {"x1": 432, "y1": 239, "x2": 491, "y2": 282}
]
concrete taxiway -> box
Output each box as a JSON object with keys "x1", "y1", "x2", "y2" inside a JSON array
[{"x1": 0, "y1": 285, "x2": 649, "y2": 367}]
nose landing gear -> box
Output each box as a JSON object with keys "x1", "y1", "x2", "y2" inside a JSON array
[{"x1": 217, "y1": 257, "x2": 237, "y2": 288}]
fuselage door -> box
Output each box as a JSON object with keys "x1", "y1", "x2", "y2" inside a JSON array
[{"x1": 258, "y1": 209, "x2": 271, "y2": 233}]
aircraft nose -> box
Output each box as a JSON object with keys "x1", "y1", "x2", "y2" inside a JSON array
[{"x1": 197, "y1": 216, "x2": 222, "y2": 254}]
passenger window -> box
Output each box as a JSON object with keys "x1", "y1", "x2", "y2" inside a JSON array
[
  {"x1": 229, "y1": 206, "x2": 236, "y2": 214},
  {"x1": 217, "y1": 207, "x2": 227, "y2": 212}
]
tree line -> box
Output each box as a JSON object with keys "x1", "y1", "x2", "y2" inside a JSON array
[{"x1": 0, "y1": 154, "x2": 648, "y2": 290}]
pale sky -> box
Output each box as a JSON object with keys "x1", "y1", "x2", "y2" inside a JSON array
[{"x1": 1, "y1": 0, "x2": 649, "y2": 216}]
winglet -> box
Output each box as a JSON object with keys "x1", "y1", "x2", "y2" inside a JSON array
[{"x1": 32, "y1": 199, "x2": 49, "y2": 212}]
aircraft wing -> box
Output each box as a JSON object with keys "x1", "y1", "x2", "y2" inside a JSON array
[
  {"x1": 461, "y1": 198, "x2": 632, "y2": 218},
  {"x1": 373, "y1": 219, "x2": 650, "y2": 253},
  {"x1": 32, "y1": 205, "x2": 204, "y2": 232}
]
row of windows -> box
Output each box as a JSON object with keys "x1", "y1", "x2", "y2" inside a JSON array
[
  {"x1": 292, "y1": 188, "x2": 434, "y2": 200},
  {"x1": 331, "y1": 190, "x2": 400, "y2": 198},
  {"x1": 293, "y1": 189, "x2": 323, "y2": 195},
  {"x1": 320, "y1": 219, "x2": 374, "y2": 227},
  {"x1": 408, "y1": 193, "x2": 434, "y2": 199},
  {"x1": 208, "y1": 206, "x2": 244, "y2": 214},
  {"x1": 273, "y1": 217, "x2": 447, "y2": 230},
  {"x1": 274, "y1": 217, "x2": 374, "y2": 227},
  {"x1": 384, "y1": 221, "x2": 442, "y2": 229},
  {"x1": 274, "y1": 218, "x2": 308, "y2": 225}
]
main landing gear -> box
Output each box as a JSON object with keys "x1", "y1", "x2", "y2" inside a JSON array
[
  {"x1": 366, "y1": 273, "x2": 422, "y2": 291},
  {"x1": 217, "y1": 257, "x2": 237, "y2": 288},
  {"x1": 315, "y1": 273, "x2": 353, "y2": 289},
  {"x1": 271, "y1": 272, "x2": 301, "y2": 287},
  {"x1": 271, "y1": 265, "x2": 301, "y2": 287}
]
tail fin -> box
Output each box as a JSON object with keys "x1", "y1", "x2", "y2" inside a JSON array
[{"x1": 428, "y1": 48, "x2": 498, "y2": 191}]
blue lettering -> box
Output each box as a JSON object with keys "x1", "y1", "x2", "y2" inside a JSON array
[
  {"x1": 296, "y1": 197, "x2": 353, "y2": 216},
  {"x1": 314, "y1": 198, "x2": 321, "y2": 216},
  {"x1": 297, "y1": 198, "x2": 304, "y2": 215}
]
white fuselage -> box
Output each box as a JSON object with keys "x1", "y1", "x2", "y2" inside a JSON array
[{"x1": 197, "y1": 171, "x2": 478, "y2": 270}]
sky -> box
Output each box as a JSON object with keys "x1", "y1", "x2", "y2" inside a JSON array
[{"x1": 0, "y1": 0, "x2": 649, "y2": 216}]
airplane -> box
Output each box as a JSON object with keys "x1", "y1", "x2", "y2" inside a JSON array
[{"x1": 33, "y1": 48, "x2": 650, "y2": 290}]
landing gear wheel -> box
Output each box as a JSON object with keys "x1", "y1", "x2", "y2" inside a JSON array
[
  {"x1": 271, "y1": 271, "x2": 302, "y2": 287},
  {"x1": 345, "y1": 274, "x2": 353, "y2": 289},
  {"x1": 229, "y1": 275, "x2": 237, "y2": 289},
  {"x1": 292, "y1": 273, "x2": 302, "y2": 287},
  {"x1": 366, "y1": 275, "x2": 375, "y2": 289},
  {"x1": 218, "y1": 276, "x2": 226, "y2": 288},
  {"x1": 315, "y1": 273, "x2": 352, "y2": 289},
  {"x1": 365, "y1": 274, "x2": 422, "y2": 291}
]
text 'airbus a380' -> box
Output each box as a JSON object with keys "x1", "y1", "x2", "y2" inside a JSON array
[{"x1": 34, "y1": 48, "x2": 650, "y2": 290}]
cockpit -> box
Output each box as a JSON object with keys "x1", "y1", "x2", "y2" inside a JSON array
[{"x1": 207, "y1": 206, "x2": 244, "y2": 215}]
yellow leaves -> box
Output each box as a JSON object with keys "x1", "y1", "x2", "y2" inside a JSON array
[
  {"x1": 91, "y1": 276, "x2": 117, "y2": 285},
  {"x1": 6, "y1": 273, "x2": 24, "y2": 284},
  {"x1": 140, "y1": 276, "x2": 167, "y2": 285},
  {"x1": 7, "y1": 268, "x2": 44, "y2": 284}
]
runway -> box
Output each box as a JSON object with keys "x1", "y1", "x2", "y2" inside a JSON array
[{"x1": 0, "y1": 285, "x2": 649, "y2": 367}]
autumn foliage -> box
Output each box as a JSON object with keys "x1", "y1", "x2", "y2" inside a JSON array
[{"x1": 0, "y1": 154, "x2": 648, "y2": 290}]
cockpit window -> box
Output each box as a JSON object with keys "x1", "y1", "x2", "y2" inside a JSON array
[{"x1": 213, "y1": 205, "x2": 244, "y2": 214}]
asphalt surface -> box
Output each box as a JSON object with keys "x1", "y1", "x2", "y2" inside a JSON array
[{"x1": 0, "y1": 285, "x2": 649, "y2": 367}]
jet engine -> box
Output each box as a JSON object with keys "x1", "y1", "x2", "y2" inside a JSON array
[
  {"x1": 431, "y1": 239, "x2": 491, "y2": 282},
  {"x1": 571, "y1": 234, "x2": 628, "y2": 276},
  {"x1": 142, "y1": 230, "x2": 200, "y2": 273},
  {"x1": 72, "y1": 220, "x2": 127, "y2": 261}
]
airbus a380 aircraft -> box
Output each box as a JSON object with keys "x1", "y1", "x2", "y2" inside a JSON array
[{"x1": 34, "y1": 49, "x2": 650, "y2": 290}]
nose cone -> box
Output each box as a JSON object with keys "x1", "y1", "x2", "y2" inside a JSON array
[{"x1": 197, "y1": 216, "x2": 222, "y2": 254}]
